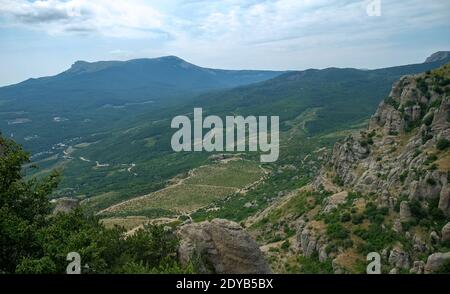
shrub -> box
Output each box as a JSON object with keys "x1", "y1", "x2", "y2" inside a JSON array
[
  {"x1": 437, "y1": 138, "x2": 450, "y2": 150},
  {"x1": 354, "y1": 224, "x2": 396, "y2": 254},
  {"x1": 426, "y1": 178, "x2": 437, "y2": 186},
  {"x1": 364, "y1": 202, "x2": 388, "y2": 224},
  {"x1": 351, "y1": 214, "x2": 364, "y2": 225},
  {"x1": 297, "y1": 254, "x2": 333, "y2": 274},
  {"x1": 281, "y1": 240, "x2": 290, "y2": 251},
  {"x1": 333, "y1": 175, "x2": 344, "y2": 187},
  {"x1": 399, "y1": 171, "x2": 408, "y2": 183},
  {"x1": 384, "y1": 97, "x2": 400, "y2": 109},
  {"x1": 340, "y1": 213, "x2": 351, "y2": 222},
  {"x1": 423, "y1": 114, "x2": 434, "y2": 126},
  {"x1": 425, "y1": 154, "x2": 438, "y2": 165},
  {"x1": 326, "y1": 223, "x2": 349, "y2": 240}
]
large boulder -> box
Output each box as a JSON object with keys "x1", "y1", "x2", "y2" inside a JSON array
[
  {"x1": 52, "y1": 197, "x2": 80, "y2": 214},
  {"x1": 425, "y1": 252, "x2": 450, "y2": 273},
  {"x1": 442, "y1": 223, "x2": 450, "y2": 243},
  {"x1": 399, "y1": 201, "x2": 412, "y2": 222},
  {"x1": 177, "y1": 219, "x2": 271, "y2": 274},
  {"x1": 438, "y1": 180, "x2": 450, "y2": 215}
]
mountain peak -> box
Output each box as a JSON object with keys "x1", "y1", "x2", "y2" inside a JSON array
[
  {"x1": 67, "y1": 60, "x2": 120, "y2": 75},
  {"x1": 156, "y1": 55, "x2": 184, "y2": 62},
  {"x1": 424, "y1": 51, "x2": 450, "y2": 63}
]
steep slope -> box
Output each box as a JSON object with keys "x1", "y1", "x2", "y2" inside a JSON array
[{"x1": 247, "y1": 63, "x2": 450, "y2": 274}]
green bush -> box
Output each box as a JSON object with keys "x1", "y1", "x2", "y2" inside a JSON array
[
  {"x1": 297, "y1": 254, "x2": 333, "y2": 274},
  {"x1": 423, "y1": 114, "x2": 434, "y2": 126},
  {"x1": 363, "y1": 202, "x2": 388, "y2": 224},
  {"x1": 354, "y1": 224, "x2": 396, "y2": 254},
  {"x1": 326, "y1": 223, "x2": 349, "y2": 240},
  {"x1": 351, "y1": 214, "x2": 364, "y2": 225},
  {"x1": 426, "y1": 178, "x2": 437, "y2": 186},
  {"x1": 340, "y1": 213, "x2": 351, "y2": 222},
  {"x1": 281, "y1": 240, "x2": 290, "y2": 251},
  {"x1": 437, "y1": 138, "x2": 450, "y2": 150},
  {"x1": 384, "y1": 97, "x2": 400, "y2": 109}
]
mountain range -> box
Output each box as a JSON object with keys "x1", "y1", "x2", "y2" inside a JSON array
[
  {"x1": 0, "y1": 51, "x2": 449, "y2": 274},
  {"x1": 0, "y1": 52, "x2": 449, "y2": 212}
]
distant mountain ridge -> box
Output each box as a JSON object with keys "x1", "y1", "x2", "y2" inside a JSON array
[
  {"x1": 192, "y1": 52, "x2": 450, "y2": 134},
  {"x1": 6, "y1": 55, "x2": 283, "y2": 97},
  {"x1": 0, "y1": 51, "x2": 449, "y2": 206}
]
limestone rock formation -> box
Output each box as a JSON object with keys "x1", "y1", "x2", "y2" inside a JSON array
[
  {"x1": 177, "y1": 219, "x2": 272, "y2": 274},
  {"x1": 388, "y1": 247, "x2": 410, "y2": 270},
  {"x1": 425, "y1": 252, "x2": 450, "y2": 273},
  {"x1": 316, "y1": 65, "x2": 450, "y2": 208},
  {"x1": 410, "y1": 261, "x2": 425, "y2": 274},
  {"x1": 309, "y1": 63, "x2": 450, "y2": 273},
  {"x1": 442, "y1": 222, "x2": 450, "y2": 243},
  {"x1": 399, "y1": 201, "x2": 412, "y2": 222}
]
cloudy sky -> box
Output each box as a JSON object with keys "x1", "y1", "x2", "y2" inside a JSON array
[{"x1": 0, "y1": 0, "x2": 449, "y2": 86}]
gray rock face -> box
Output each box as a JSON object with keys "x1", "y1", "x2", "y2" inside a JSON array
[
  {"x1": 438, "y1": 180, "x2": 450, "y2": 215},
  {"x1": 296, "y1": 223, "x2": 329, "y2": 262},
  {"x1": 399, "y1": 201, "x2": 412, "y2": 222},
  {"x1": 388, "y1": 248, "x2": 410, "y2": 270},
  {"x1": 425, "y1": 252, "x2": 450, "y2": 273},
  {"x1": 430, "y1": 231, "x2": 440, "y2": 244},
  {"x1": 177, "y1": 219, "x2": 271, "y2": 274},
  {"x1": 52, "y1": 197, "x2": 80, "y2": 214},
  {"x1": 442, "y1": 222, "x2": 450, "y2": 243},
  {"x1": 410, "y1": 261, "x2": 425, "y2": 274},
  {"x1": 311, "y1": 66, "x2": 450, "y2": 273},
  {"x1": 393, "y1": 218, "x2": 403, "y2": 233}
]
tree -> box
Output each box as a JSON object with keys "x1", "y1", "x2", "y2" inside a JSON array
[
  {"x1": 0, "y1": 135, "x2": 59, "y2": 273},
  {"x1": 0, "y1": 134, "x2": 191, "y2": 274}
]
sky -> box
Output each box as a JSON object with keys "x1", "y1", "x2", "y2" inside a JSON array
[{"x1": 0, "y1": 0, "x2": 449, "y2": 86}]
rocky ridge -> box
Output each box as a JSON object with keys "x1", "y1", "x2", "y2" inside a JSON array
[
  {"x1": 311, "y1": 63, "x2": 450, "y2": 273},
  {"x1": 247, "y1": 63, "x2": 450, "y2": 274}
]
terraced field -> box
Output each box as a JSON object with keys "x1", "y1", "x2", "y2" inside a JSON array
[{"x1": 100, "y1": 159, "x2": 265, "y2": 217}]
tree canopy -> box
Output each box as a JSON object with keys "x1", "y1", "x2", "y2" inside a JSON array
[{"x1": 0, "y1": 134, "x2": 191, "y2": 274}]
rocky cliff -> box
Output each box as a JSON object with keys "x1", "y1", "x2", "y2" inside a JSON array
[
  {"x1": 177, "y1": 219, "x2": 272, "y2": 274},
  {"x1": 316, "y1": 63, "x2": 450, "y2": 214},
  {"x1": 311, "y1": 63, "x2": 450, "y2": 273},
  {"x1": 247, "y1": 63, "x2": 450, "y2": 274}
]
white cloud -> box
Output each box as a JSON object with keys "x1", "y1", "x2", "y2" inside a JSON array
[
  {"x1": 0, "y1": 0, "x2": 164, "y2": 38},
  {"x1": 0, "y1": 0, "x2": 449, "y2": 78}
]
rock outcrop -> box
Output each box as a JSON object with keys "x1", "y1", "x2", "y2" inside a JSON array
[
  {"x1": 52, "y1": 197, "x2": 80, "y2": 214},
  {"x1": 296, "y1": 222, "x2": 329, "y2": 262},
  {"x1": 442, "y1": 223, "x2": 450, "y2": 243},
  {"x1": 311, "y1": 63, "x2": 450, "y2": 273},
  {"x1": 177, "y1": 219, "x2": 272, "y2": 274},
  {"x1": 388, "y1": 248, "x2": 410, "y2": 270},
  {"x1": 315, "y1": 65, "x2": 450, "y2": 213}
]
